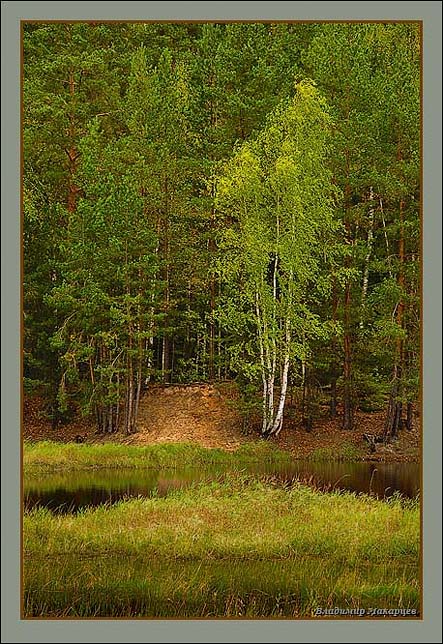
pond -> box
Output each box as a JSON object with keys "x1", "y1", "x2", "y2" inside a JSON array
[{"x1": 24, "y1": 460, "x2": 420, "y2": 514}]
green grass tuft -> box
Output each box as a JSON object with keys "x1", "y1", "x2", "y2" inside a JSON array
[
  {"x1": 308, "y1": 442, "x2": 363, "y2": 462},
  {"x1": 23, "y1": 476, "x2": 420, "y2": 618},
  {"x1": 23, "y1": 440, "x2": 293, "y2": 473}
]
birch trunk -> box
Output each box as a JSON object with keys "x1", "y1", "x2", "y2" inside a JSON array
[
  {"x1": 255, "y1": 292, "x2": 270, "y2": 434},
  {"x1": 330, "y1": 277, "x2": 338, "y2": 418},
  {"x1": 269, "y1": 315, "x2": 291, "y2": 436},
  {"x1": 384, "y1": 136, "x2": 407, "y2": 440},
  {"x1": 266, "y1": 269, "x2": 292, "y2": 437},
  {"x1": 115, "y1": 372, "x2": 120, "y2": 432},
  {"x1": 134, "y1": 351, "x2": 142, "y2": 428}
]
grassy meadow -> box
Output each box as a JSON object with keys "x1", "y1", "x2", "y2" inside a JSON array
[
  {"x1": 23, "y1": 440, "x2": 292, "y2": 473},
  {"x1": 23, "y1": 461, "x2": 420, "y2": 618}
]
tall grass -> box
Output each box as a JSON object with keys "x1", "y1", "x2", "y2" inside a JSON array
[
  {"x1": 24, "y1": 555, "x2": 419, "y2": 618},
  {"x1": 23, "y1": 440, "x2": 292, "y2": 473},
  {"x1": 308, "y1": 442, "x2": 364, "y2": 462},
  {"x1": 24, "y1": 477, "x2": 419, "y2": 561},
  {"x1": 24, "y1": 477, "x2": 420, "y2": 617}
]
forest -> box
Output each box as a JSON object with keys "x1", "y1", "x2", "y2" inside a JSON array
[
  {"x1": 22, "y1": 21, "x2": 421, "y2": 620},
  {"x1": 23, "y1": 22, "x2": 420, "y2": 442}
]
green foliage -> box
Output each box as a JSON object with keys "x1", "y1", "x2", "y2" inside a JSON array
[
  {"x1": 216, "y1": 80, "x2": 338, "y2": 432},
  {"x1": 23, "y1": 23, "x2": 420, "y2": 438}
]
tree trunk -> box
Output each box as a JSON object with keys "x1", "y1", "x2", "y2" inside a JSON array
[
  {"x1": 360, "y1": 186, "x2": 375, "y2": 327},
  {"x1": 342, "y1": 281, "x2": 354, "y2": 430},
  {"x1": 255, "y1": 292, "x2": 270, "y2": 435},
  {"x1": 134, "y1": 353, "x2": 142, "y2": 428},
  {"x1": 330, "y1": 276, "x2": 338, "y2": 418},
  {"x1": 66, "y1": 70, "x2": 79, "y2": 214},
  {"x1": 108, "y1": 403, "x2": 113, "y2": 434},
  {"x1": 161, "y1": 268, "x2": 171, "y2": 383},
  {"x1": 406, "y1": 402, "x2": 413, "y2": 431},
  {"x1": 146, "y1": 228, "x2": 161, "y2": 383},
  {"x1": 384, "y1": 189, "x2": 405, "y2": 439},
  {"x1": 217, "y1": 290, "x2": 222, "y2": 380},
  {"x1": 208, "y1": 183, "x2": 216, "y2": 382},
  {"x1": 301, "y1": 359, "x2": 307, "y2": 418},
  {"x1": 95, "y1": 342, "x2": 104, "y2": 433},
  {"x1": 383, "y1": 379, "x2": 397, "y2": 439},
  {"x1": 379, "y1": 196, "x2": 393, "y2": 278},
  {"x1": 115, "y1": 372, "x2": 120, "y2": 432},
  {"x1": 161, "y1": 320, "x2": 171, "y2": 385},
  {"x1": 342, "y1": 149, "x2": 354, "y2": 430},
  {"x1": 330, "y1": 379, "x2": 337, "y2": 419},
  {"x1": 255, "y1": 216, "x2": 292, "y2": 437},
  {"x1": 126, "y1": 357, "x2": 134, "y2": 435},
  {"x1": 302, "y1": 362, "x2": 313, "y2": 431},
  {"x1": 161, "y1": 175, "x2": 171, "y2": 384},
  {"x1": 269, "y1": 318, "x2": 291, "y2": 436}
]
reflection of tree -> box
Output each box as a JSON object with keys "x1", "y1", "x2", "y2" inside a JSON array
[{"x1": 24, "y1": 462, "x2": 420, "y2": 513}]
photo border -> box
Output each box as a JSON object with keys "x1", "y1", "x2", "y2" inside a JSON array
[{"x1": 2, "y1": 2, "x2": 441, "y2": 642}]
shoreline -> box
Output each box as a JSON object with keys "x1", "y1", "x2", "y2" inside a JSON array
[
  {"x1": 23, "y1": 391, "x2": 421, "y2": 466},
  {"x1": 23, "y1": 440, "x2": 420, "y2": 476}
]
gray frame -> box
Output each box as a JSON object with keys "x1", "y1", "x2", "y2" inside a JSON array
[{"x1": 2, "y1": 2, "x2": 441, "y2": 642}]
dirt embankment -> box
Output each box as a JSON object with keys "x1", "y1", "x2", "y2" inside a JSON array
[
  {"x1": 125, "y1": 384, "x2": 243, "y2": 450},
  {"x1": 23, "y1": 385, "x2": 420, "y2": 462}
]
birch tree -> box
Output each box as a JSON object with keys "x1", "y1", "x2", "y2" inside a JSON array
[
  {"x1": 23, "y1": 23, "x2": 420, "y2": 438},
  {"x1": 217, "y1": 81, "x2": 337, "y2": 436}
]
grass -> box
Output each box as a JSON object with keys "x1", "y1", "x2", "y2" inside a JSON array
[
  {"x1": 23, "y1": 476, "x2": 420, "y2": 618},
  {"x1": 308, "y1": 442, "x2": 364, "y2": 462},
  {"x1": 23, "y1": 440, "x2": 293, "y2": 473},
  {"x1": 23, "y1": 476, "x2": 419, "y2": 561},
  {"x1": 24, "y1": 555, "x2": 418, "y2": 618}
]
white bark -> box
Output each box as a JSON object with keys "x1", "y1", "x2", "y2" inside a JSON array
[
  {"x1": 134, "y1": 356, "x2": 142, "y2": 424},
  {"x1": 268, "y1": 255, "x2": 278, "y2": 428},
  {"x1": 266, "y1": 269, "x2": 292, "y2": 437},
  {"x1": 269, "y1": 316, "x2": 291, "y2": 436},
  {"x1": 255, "y1": 292, "x2": 269, "y2": 435},
  {"x1": 263, "y1": 206, "x2": 281, "y2": 432}
]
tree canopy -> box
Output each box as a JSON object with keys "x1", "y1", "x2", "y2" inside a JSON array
[{"x1": 23, "y1": 22, "x2": 420, "y2": 439}]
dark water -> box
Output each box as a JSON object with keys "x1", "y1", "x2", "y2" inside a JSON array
[{"x1": 24, "y1": 460, "x2": 420, "y2": 514}]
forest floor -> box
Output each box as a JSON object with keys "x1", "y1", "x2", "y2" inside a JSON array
[{"x1": 23, "y1": 384, "x2": 420, "y2": 463}]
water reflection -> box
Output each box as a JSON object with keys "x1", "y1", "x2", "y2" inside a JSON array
[{"x1": 24, "y1": 460, "x2": 420, "y2": 514}]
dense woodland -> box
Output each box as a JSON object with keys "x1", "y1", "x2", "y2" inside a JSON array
[{"x1": 23, "y1": 22, "x2": 420, "y2": 439}]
